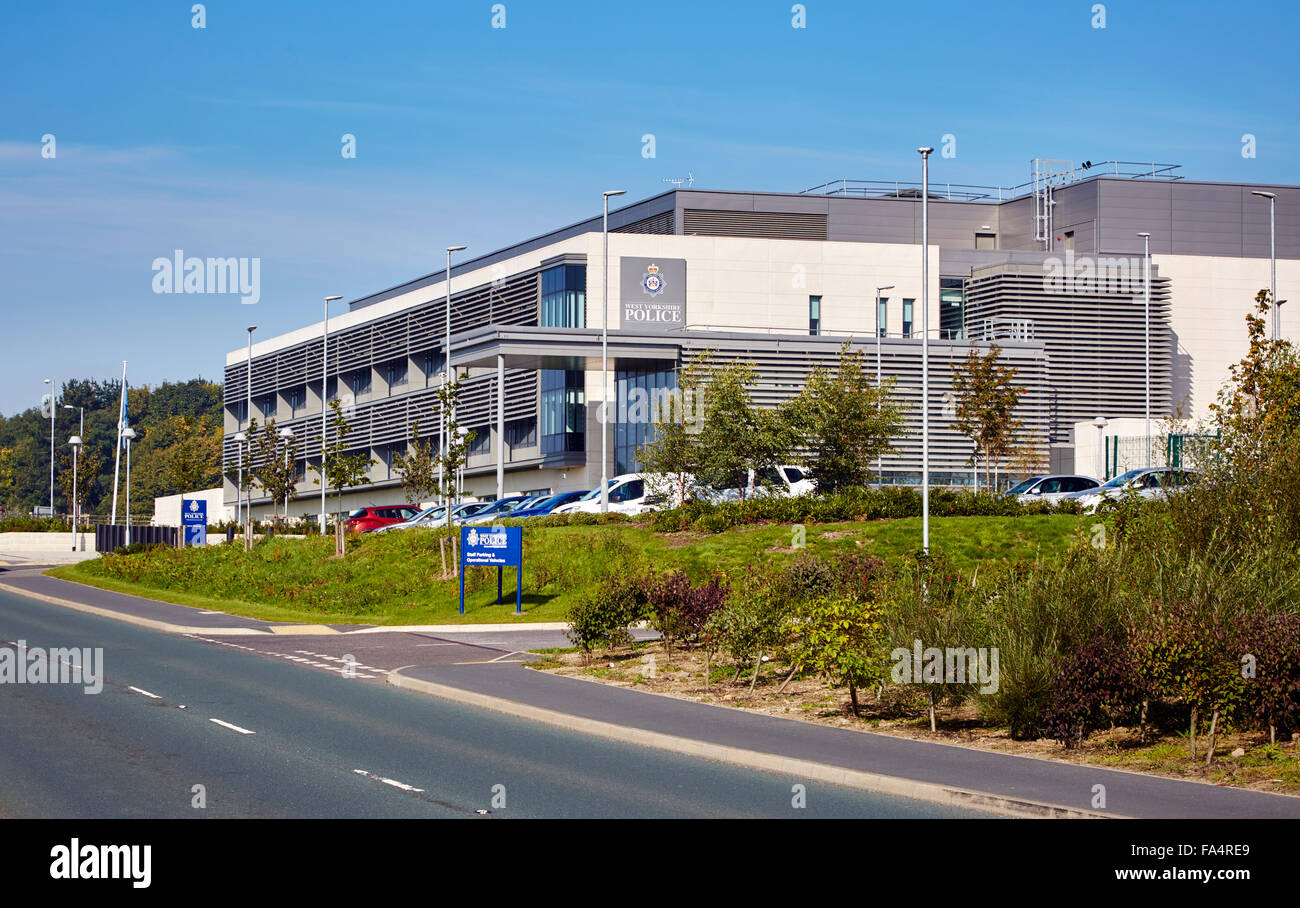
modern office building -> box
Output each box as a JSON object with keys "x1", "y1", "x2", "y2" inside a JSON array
[{"x1": 224, "y1": 159, "x2": 1297, "y2": 519}]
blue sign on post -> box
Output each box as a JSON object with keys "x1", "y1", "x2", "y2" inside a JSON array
[
  {"x1": 460, "y1": 525, "x2": 523, "y2": 615},
  {"x1": 181, "y1": 498, "x2": 207, "y2": 547}
]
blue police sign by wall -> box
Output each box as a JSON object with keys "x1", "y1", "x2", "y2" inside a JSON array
[
  {"x1": 460, "y1": 525, "x2": 524, "y2": 614},
  {"x1": 181, "y1": 498, "x2": 207, "y2": 547}
]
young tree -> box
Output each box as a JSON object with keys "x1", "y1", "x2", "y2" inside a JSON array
[
  {"x1": 797, "y1": 595, "x2": 887, "y2": 716},
  {"x1": 57, "y1": 444, "x2": 102, "y2": 520},
  {"x1": 393, "y1": 420, "x2": 439, "y2": 506},
  {"x1": 252, "y1": 418, "x2": 300, "y2": 520},
  {"x1": 0, "y1": 447, "x2": 13, "y2": 506},
  {"x1": 636, "y1": 356, "x2": 706, "y2": 506},
  {"x1": 792, "y1": 340, "x2": 906, "y2": 492},
  {"x1": 693, "y1": 358, "x2": 797, "y2": 501},
  {"x1": 950, "y1": 343, "x2": 1026, "y2": 490},
  {"x1": 309, "y1": 400, "x2": 375, "y2": 551}
]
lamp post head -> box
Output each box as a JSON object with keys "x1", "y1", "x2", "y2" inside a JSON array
[
  {"x1": 233, "y1": 432, "x2": 247, "y2": 443},
  {"x1": 917, "y1": 146, "x2": 934, "y2": 157},
  {"x1": 1093, "y1": 416, "x2": 1109, "y2": 429},
  {"x1": 324, "y1": 295, "x2": 342, "y2": 303},
  {"x1": 877, "y1": 284, "x2": 895, "y2": 293},
  {"x1": 1138, "y1": 231, "x2": 1150, "y2": 238},
  {"x1": 446, "y1": 245, "x2": 467, "y2": 254},
  {"x1": 69, "y1": 435, "x2": 82, "y2": 447},
  {"x1": 1251, "y1": 190, "x2": 1276, "y2": 200},
  {"x1": 278, "y1": 427, "x2": 294, "y2": 440},
  {"x1": 122, "y1": 427, "x2": 137, "y2": 441},
  {"x1": 603, "y1": 189, "x2": 626, "y2": 199}
]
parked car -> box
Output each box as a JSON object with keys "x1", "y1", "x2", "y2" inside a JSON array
[
  {"x1": 1063, "y1": 467, "x2": 1198, "y2": 513},
  {"x1": 507, "y1": 490, "x2": 589, "y2": 519},
  {"x1": 371, "y1": 501, "x2": 490, "y2": 532},
  {"x1": 345, "y1": 505, "x2": 422, "y2": 533},
  {"x1": 461, "y1": 495, "x2": 538, "y2": 525},
  {"x1": 1003, "y1": 474, "x2": 1101, "y2": 503},
  {"x1": 708, "y1": 464, "x2": 817, "y2": 502},
  {"x1": 552, "y1": 474, "x2": 660, "y2": 516}
]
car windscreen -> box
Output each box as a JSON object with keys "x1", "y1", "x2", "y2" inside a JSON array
[
  {"x1": 579, "y1": 480, "x2": 617, "y2": 501},
  {"x1": 1007, "y1": 478, "x2": 1037, "y2": 495},
  {"x1": 1099, "y1": 469, "x2": 1145, "y2": 490},
  {"x1": 347, "y1": 509, "x2": 368, "y2": 519}
]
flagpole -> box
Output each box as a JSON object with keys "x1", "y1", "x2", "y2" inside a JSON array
[{"x1": 110, "y1": 361, "x2": 126, "y2": 525}]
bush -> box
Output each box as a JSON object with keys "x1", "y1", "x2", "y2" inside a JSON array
[
  {"x1": 564, "y1": 573, "x2": 649, "y2": 655},
  {"x1": 645, "y1": 570, "x2": 729, "y2": 654},
  {"x1": 1238, "y1": 611, "x2": 1300, "y2": 743},
  {"x1": 796, "y1": 595, "x2": 887, "y2": 715},
  {"x1": 0, "y1": 516, "x2": 67, "y2": 532},
  {"x1": 1042, "y1": 633, "x2": 1148, "y2": 747}
]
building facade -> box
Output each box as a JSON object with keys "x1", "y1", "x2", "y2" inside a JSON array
[{"x1": 223, "y1": 161, "x2": 1298, "y2": 519}]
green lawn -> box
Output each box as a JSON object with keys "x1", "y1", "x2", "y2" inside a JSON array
[{"x1": 49, "y1": 514, "x2": 1091, "y2": 626}]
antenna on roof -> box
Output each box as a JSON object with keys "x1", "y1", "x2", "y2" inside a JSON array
[{"x1": 663, "y1": 172, "x2": 694, "y2": 189}]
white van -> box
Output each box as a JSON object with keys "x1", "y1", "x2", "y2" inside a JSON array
[
  {"x1": 553, "y1": 474, "x2": 661, "y2": 516},
  {"x1": 710, "y1": 464, "x2": 817, "y2": 502}
]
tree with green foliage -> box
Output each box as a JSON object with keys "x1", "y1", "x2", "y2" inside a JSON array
[
  {"x1": 430, "y1": 377, "x2": 475, "y2": 515},
  {"x1": 252, "y1": 418, "x2": 300, "y2": 520},
  {"x1": 309, "y1": 400, "x2": 375, "y2": 544},
  {"x1": 0, "y1": 447, "x2": 13, "y2": 506},
  {"x1": 393, "y1": 420, "x2": 440, "y2": 506},
  {"x1": 797, "y1": 595, "x2": 887, "y2": 716},
  {"x1": 57, "y1": 444, "x2": 102, "y2": 520},
  {"x1": 693, "y1": 357, "x2": 797, "y2": 501},
  {"x1": 791, "y1": 340, "x2": 906, "y2": 492},
  {"x1": 950, "y1": 343, "x2": 1026, "y2": 490},
  {"x1": 637, "y1": 356, "x2": 707, "y2": 506}
]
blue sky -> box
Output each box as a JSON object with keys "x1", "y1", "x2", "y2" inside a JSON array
[{"x1": 1, "y1": 0, "x2": 1297, "y2": 415}]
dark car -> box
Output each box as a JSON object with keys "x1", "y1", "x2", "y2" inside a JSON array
[
  {"x1": 508, "y1": 490, "x2": 588, "y2": 518},
  {"x1": 345, "y1": 506, "x2": 421, "y2": 533}
]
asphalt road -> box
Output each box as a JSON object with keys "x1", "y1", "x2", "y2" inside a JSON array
[{"x1": 0, "y1": 582, "x2": 990, "y2": 819}]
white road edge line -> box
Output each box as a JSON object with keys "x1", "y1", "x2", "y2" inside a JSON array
[
  {"x1": 128, "y1": 686, "x2": 161, "y2": 699},
  {"x1": 209, "y1": 718, "x2": 256, "y2": 735}
]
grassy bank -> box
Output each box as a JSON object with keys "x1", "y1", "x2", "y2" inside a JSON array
[{"x1": 48, "y1": 513, "x2": 1089, "y2": 625}]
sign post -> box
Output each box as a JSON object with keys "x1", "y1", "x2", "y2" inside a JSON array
[
  {"x1": 181, "y1": 498, "x2": 208, "y2": 548},
  {"x1": 459, "y1": 525, "x2": 523, "y2": 615}
]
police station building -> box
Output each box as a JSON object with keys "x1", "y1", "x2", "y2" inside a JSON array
[{"x1": 223, "y1": 161, "x2": 1298, "y2": 519}]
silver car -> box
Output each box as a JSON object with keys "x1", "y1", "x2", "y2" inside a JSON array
[
  {"x1": 1004, "y1": 474, "x2": 1101, "y2": 503},
  {"x1": 1063, "y1": 467, "x2": 1198, "y2": 513}
]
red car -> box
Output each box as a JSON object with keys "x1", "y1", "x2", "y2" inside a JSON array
[{"x1": 345, "y1": 506, "x2": 421, "y2": 533}]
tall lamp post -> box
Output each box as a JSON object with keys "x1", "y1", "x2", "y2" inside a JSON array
[
  {"x1": 444, "y1": 245, "x2": 467, "y2": 533},
  {"x1": 278, "y1": 427, "x2": 294, "y2": 522},
  {"x1": 1251, "y1": 190, "x2": 1278, "y2": 340},
  {"x1": 600, "y1": 189, "x2": 626, "y2": 514},
  {"x1": 122, "y1": 426, "x2": 137, "y2": 546},
  {"x1": 43, "y1": 378, "x2": 55, "y2": 513},
  {"x1": 320, "y1": 295, "x2": 342, "y2": 533},
  {"x1": 233, "y1": 431, "x2": 247, "y2": 540},
  {"x1": 69, "y1": 435, "x2": 82, "y2": 551},
  {"x1": 1093, "y1": 416, "x2": 1109, "y2": 480},
  {"x1": 874, "y1": 283, "x2": 894, "y2": 487},
  {"x1": 918, "y1": 146, "x2": 934, "y2": 554},
  {"x1": 1138, "y1": 232, "x2": 1152, "y2": 467}
]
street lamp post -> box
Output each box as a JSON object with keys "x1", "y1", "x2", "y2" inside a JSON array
[
  {"x1": 1093, "y1": 416, "x2": 1109, "y2": 480},
  {"x1": 444, "y1": 245, "x2": 467, "y2": 534},
  {"x1": 43, "y1": 378, "x2": 55, "y2": 514},
  {"x1": 278, "y1": 427, "x2": 294, "y2": 521},
  {"x1": 320, "y1": 296, "x2": 342, "y2": 533},
  {"x1": 69, "y1": 435, "x2": 82, "y2": 551},
  {"x1": 233, "y1": 431, "x2": 247, "y2": 542},
  {"x1": 245, "y1": 325, "x2": 257, "y2": 535},
  {"x1": 1139, "y1": 232, "x2": 1152, "y2": 468},
  {"x1": 600, "y1": 190, "x2": 626, "y2": 513},
  {"x1": 122, "y1": 427, "x2": 137, "y2": 546},
  {"x1": 1251, "y1": 190, "x2": 1278, "y2": 340},
  {"x1": 918, "y1": 146, "x2": 934, "y2": 554},
  {"x1": 874, "y1": 284, "x2": 894, "y2": 488}
]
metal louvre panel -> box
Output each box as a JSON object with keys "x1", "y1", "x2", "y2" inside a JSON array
[
  {"x1": 614, "y1": 211, "x2": 675, "y2": 234},
  {"x1": 682, "y1": 209, "x2": 828, "y2": 240},
  {"x1": 963, "y1": 264, "x2": 1173, "y2": 435},
  {"x1": 676, "y1": 338, "x2": 1049, "y2": 473},
  {"x1": 277, "y1": 344, "x2": 309, "y2": 390},
  {"x1": 371, "y1": 313, "x2": 410, "y2": 362},
  {"x1": 333, "y1": 324, "x2": 373, "y2": 374}
]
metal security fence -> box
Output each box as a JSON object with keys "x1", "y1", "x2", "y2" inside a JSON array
[{"x1": 1102, "y1": 433, "x2": 1219, "y2": 479}]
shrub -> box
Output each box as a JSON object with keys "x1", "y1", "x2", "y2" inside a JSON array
[
  {"x1": 1239, "y1": 611, "x2": 1300, "y2": 744},
  {"x1": 708, "y1": 569, "x2": 792, "y2": 680},
  {"x1": 1041, "y1": 633, "x2": 1148, "y2": 747},
  {"x1": 645, "y1": 570, "x2": 729, "y2": 654},
  {"x1": 563, "y1": 572, "x2": 649, "y2": 656},
  {"x1": 796, "y1": 595, "x2": 887, "y2": 715}
]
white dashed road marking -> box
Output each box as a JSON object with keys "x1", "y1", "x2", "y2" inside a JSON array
[
  {"x1": 209, "y1": 718, "x2": 256, "y2": 735},
  {"x1": 128, "y1": 686, "x2": 160, "y2": 699},
  {"x1": 352, "y1": 769, "x2": 424, "y2": 792}
]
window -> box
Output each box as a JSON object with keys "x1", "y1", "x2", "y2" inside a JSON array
[
  {"x1": 506, "y1": 418, "x2": 537, "y2": 449},
  {"x1": 940, "y1": 280, "x2": 964, "y2": 341},
  {"x1": 809, "y1": 295, "x2": 821, "y2": 336},
  {"x1": 467, "y1": 426, "x2": 491, "y2": 456},
  {"x1": 231, "y1": 400, "x2": 248, "y2": 428},
  {"x1": 610, "y1": 479, "x2": 644, "y2": 503},
  {"x1": 902, "y1": 299, "x2": 914, "y2": 339},
  {"x1": 541, "y1": 370, "x2": 585, "y2": 455},
  {"x1": 345, "y1": 368, "x2": 371, "y2": 402},
  {"x1": 383, "y1": 358, "x2": 408, "y2": 392},
  {"x1": 255, "y1": 393, "x2": 277, "y2": 421},
  {"x1": 286, "y1": 386, "x2": 306, "y2": 418},
  {"x1": 975, "y1": 232, "x2": 996, "y2": 250},
  {"x1": 614, "y1": 363, "x2": 677, "y2": 475},
  {"x1": 419, "y1": 350, "x2": 445, "y2": 387},
  {"x1": 877, "y1": 298, "x2": 888, "y2": 338},
  {"x1": 541, "y1": 264, "x2": 587, "y2": 328}
]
